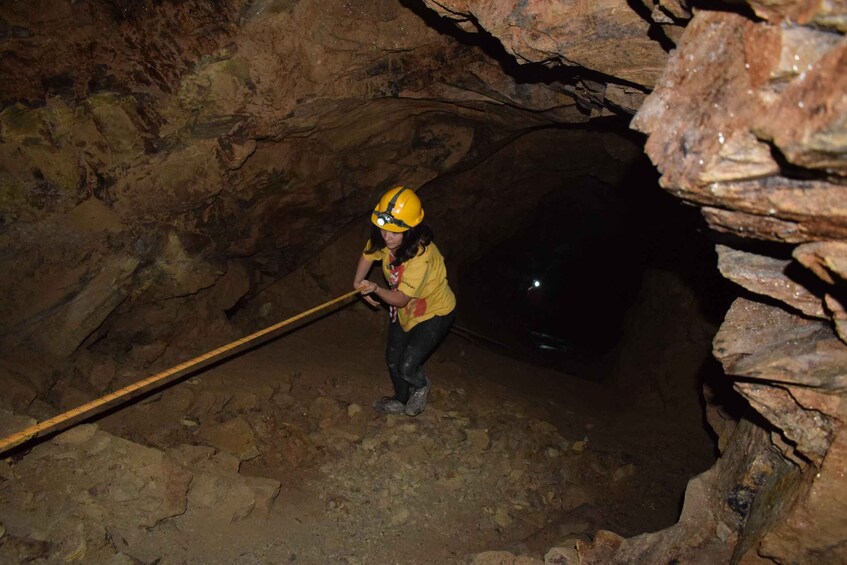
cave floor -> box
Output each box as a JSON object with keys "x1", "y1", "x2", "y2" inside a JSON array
[{"x1": 3, "y1": 303, "x2": 715, "y2": 564}]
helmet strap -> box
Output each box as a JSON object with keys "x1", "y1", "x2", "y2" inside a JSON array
[{"x1": 376, "y1": 187, "x2": 411, "y2": 228}]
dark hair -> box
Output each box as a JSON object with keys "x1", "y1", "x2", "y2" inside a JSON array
[{"x1": 365, "y1": 223, "x2": 434, "y2": 266}]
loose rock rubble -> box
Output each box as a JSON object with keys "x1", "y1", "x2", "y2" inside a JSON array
[{"x1": 0, "y1": 307, "x2": 708, "y2": 563}]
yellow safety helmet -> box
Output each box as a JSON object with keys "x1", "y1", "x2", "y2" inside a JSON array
[{"x1": 371, "y1": 186, "x2": 424, "y2": 232}]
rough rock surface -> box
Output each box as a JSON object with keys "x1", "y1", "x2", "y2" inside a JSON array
[
  {"x1": 576, "y1": 4, "x2": 847, "y2": 564},
  {"x1": 1, "y1": 0, "x2": 846, "y2": 563},
  {"x1": 419, "y1": 0, "x2": 677, "y2": 93},
  {"x1": 0, "y1": 0, "x2": 585, "y2": 377},
  {"x1": 0, "y1": 297, "x2": 714, "y2": 563}
]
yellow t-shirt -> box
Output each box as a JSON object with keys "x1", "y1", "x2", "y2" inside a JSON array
[{"x1": 363, "y1": 242, "x2": 456, "y2": 331}]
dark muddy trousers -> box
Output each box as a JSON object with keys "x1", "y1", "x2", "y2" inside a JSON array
[{"x1": 386, "y1": 311, "x2": 456, "y2": 403}]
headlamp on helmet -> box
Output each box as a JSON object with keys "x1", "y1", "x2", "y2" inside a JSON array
[{"x1": 371, "y1": 186, "x2": 424, "y2": 233}]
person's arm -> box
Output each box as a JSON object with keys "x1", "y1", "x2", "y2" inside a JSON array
[
  {"x1": 353, "y1": 254, "x2": 374, "y2": 289},
  {"x1": 354, "y1": 255, "x2": 381, "y2": 307}
]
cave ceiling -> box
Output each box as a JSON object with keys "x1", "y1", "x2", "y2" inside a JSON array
[{"x1": 0, "y1": 0, "x2": 846, "y2": 563}]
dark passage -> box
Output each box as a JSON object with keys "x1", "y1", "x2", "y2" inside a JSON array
[{"x1": 450, "y1": 133, "x2": 731, "y2": 383}]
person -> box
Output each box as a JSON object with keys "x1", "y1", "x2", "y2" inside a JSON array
[{"x1": 353, "y1": 186, "x2": 456, "y2": 416}]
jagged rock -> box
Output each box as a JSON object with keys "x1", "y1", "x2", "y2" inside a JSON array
[
  {"x1": 633, "y1": 10, "x2": 847, "y2": 242},
  {"x1": 167, "y1": 442, "x2": 279, "y2": 521},
  {"x1": 716, "y1": 245, "x2": 826, "y2": 319},
  {"x1": 714, "y1": 298, "x2": 847, "y2": 391},
  {"x1": 35, "y1": 254, "x2": 141, "y2": 357},
  {"x1": 464, "y1": 428, "x2": 491, "y2": 453},
  {"x1": 308, "y1": 396, "x2": 345, "y2": 429},
  {"x1": 581, "y1": 419, "x2": 786, "y2": 563},
  {"x1": 757, "y1": 426, "x2": 847, "y2": 562},
  {"x1": 747, "y1": 0, "x2": 847, "y2": 31},
  {"x1": 712, "y1": 298, "x2": 847, "y2": 562},
  {"x1": 89, "y1": 358, "x2": 118, "y2": 393},
  {"x1": 243, "y1": 475, "x2": 281, "y2": 518},
  {"x1": 53, "y1": 423, "x2": 99, "y2": 445},
  {"x1": 202, "y1": 416, "x2": 260, "y2": 461},
  {"x1": 471, "y1": 550, "x2": 542, "y2": 565},
  {"x1": 734, "y1": 382, "x2": 833, "y2": 465},
  {"x1": 794, "y1": 241, "x2": 847, "y2": 286},
  {"x1": 420, "y1": 0, "x2": 670, "y2": 90},
  {"x1": 793, "y1": 241, "x2": 847, "y2": 344},
  {"x1": 545, "y1": 541, "x2": 579, "y2": 564},
  {"x1": 0, "y1": 425, "x2": 192, "y2": 556},
  {"x1": 0, "y1": 0, "x2": 843, "y2": 562}
]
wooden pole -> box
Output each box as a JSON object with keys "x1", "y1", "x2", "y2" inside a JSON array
[{"x1": 0, "y1": 289, "x2": 361, "y2": 456}]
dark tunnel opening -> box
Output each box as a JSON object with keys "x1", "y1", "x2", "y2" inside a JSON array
[
  {"x1": 437, "y1": 126, "x2": 738, "y2": 534},
  {"x1": 450, "y1": 132, "x2": 734, "y2": 384}
]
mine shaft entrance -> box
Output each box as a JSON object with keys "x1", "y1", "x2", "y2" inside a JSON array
[{"x1": 449, "y1": 129, "x2": 730, "y2": 384}]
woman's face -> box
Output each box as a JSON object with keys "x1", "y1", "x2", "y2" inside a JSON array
[{"x1": 380, "y1": 229, "x2": 403, "y2": 252}]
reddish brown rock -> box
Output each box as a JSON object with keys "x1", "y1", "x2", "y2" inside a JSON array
[
  {"x1": 746, "y1": 0, "x2": 847, "y2": 32},
  {"x1": 632, "y1": 11, "x2": 846, "y2": 244},
  {"x1": 714, "y1": 298, "x2": 847, "y2": 391},
  {"x1": 716, "y1": 244, "x2": 827, "y2": 318},
  {"x1": 420, "y1": 0, "x2": 671, "y2": 96}
]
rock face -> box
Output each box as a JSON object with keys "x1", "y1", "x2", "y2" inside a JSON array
[
  {"x1": 419, "y1": 1, "x2": 847, "y2": 563},
  {"x1": 420, "y1": 0, "x2": 681, "y2": 97},
  {"x1": 0, "y1": 0, "x2": 845, "y2": 563},
  {"x1": 589, "y1": 7, "x2": 847, "y2": 565},
  {"x1": 0, "y1": 0, "x2": 586, "y2": 401}
]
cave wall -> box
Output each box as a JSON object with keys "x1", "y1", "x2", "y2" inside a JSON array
[
  {"x1": 420, "y1": 0, "x2": 847, "y2": 562},
  {"x1": 0, "y1": 0, "x2": 591, "y2": 402},
  {"x1": 632, "y1": 8, "x2": 847, "y2": 563}
]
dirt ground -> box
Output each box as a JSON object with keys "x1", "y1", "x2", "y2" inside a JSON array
[{"x1": 0, "y1": 297, "x2": 715, "y2": 564}]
